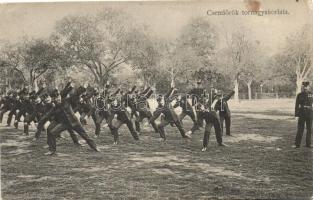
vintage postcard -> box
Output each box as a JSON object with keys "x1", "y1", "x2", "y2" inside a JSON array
[{"x1": 0, "y1": 0, "x2": 312, "y2": 199}]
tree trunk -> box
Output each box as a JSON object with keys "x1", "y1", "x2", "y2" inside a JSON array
[
  {"x1": 30, "y1": 71, "x2": 34, "y2": 90},
  {"x1": 247, "y1": 82, "x2": 252, "y2": 100},
  {"x1": 170, "y1": 68, "x2": 175, "y2": 88},
  {"x1": 99, "y1": 76, "x2": 108, "y2": 88},
  {"x1": 296, "y1": 77, "x2": 303, "y2": 95},
  {"x1": 234, "y1": 78, "x2": 239, "y2": 102},
  {"x1": 33, "y1": 80, "x2": 38, "y2": 92}
]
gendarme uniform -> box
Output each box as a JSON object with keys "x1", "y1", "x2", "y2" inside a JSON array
[
  {"x1": 214, "y1": 90, "x2": 235, "y2": 136},
  {"x1": 295, "y1": 82, "x2": 313, "y2": 148}
]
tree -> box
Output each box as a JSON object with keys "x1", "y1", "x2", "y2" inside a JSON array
[
  {"x1": 218, "y1": 27, "x2": 260, "y2": 101},
  {"x1": 24, "y1": 39, "x2": 62, "y2": 88},
  {"x1": 52, "y1": 9, "x2": 153, "y2": 87},
  {"x1": 0, "y1": 42, "x2": 27, "y2": 85},
  {"x1": 150, "y1": 17, "x2": 218, "y2": 91},
  {"x1": 178, "y1": 17, "x2": 217, "y2": 69},
  {"x1": 0, "y1": 39, "x2": 62, "y2": 90},
  {"x1": 128, "y1": 30, "x2": 161, "y2": 87},
  {"x1": 276, "y1": 24, "x2": 313, "y2": 94},
  {"x1": 156, "y1": 40, "x2": 200, "y2": 89}
]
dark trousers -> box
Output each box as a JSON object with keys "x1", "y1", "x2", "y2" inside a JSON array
[
  {"x1": 190, "y1": 111, "x2": 205, "y2": 134},
  {"x1": 23, "y1": 113, "x2": 38, "y2": 135},
  {"x1": 135, "y1": 110, "x2": 158, "y2": 133},
  {"x1": 157, "y1": 115, "x2": 187, "y2": 140},
  {"x1": 220, "y1": 114, "x2": 231, "y2": 136},
  {"x1": 35, "y1": 121, "x2": 79, "y2": 145},
  {"x1": 93, "y1": 111, "x2": 113, "y2": 136},
  {"x1": 47, "y1": 121, "x2": 97, "y2": 152},
  {"x1": 203, "y1": 113, "x2": 223, "y2": 147},
  {"x1": 15, "y1": 109, "x2": 26, "y2": 122},
  {"x1": 179, "y1": 110, "x2": 199, "y2": 133},
  {"x1": 111, "y1": 118, "x2": 139, "y2": 143},
  {"x1": 295, "y1": 116, "x2": 312, "y2": 147},
  {"x1": 7, "y1": 109, "x2": 17, "y2": 126},
  {"x1": 196, "y1": 111, "x2": 204, "y2": 127},
  {"x1": 14, "y1": 110, "x2": 26, "y2": 129},
  {"x1": 0, "y1": 107, "x2": 10, "y2": 123},
  {"x1": 80, "y1": 112, "x2": 88, "y2": 125}
]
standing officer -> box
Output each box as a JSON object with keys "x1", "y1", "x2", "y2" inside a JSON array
[{"x1": 295, "y1": 81, "x2": 312, "y2": 148}]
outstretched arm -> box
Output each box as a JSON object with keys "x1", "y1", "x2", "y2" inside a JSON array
[{"x1": 223, "y1": 91, "x2": 235, "y2": 102}]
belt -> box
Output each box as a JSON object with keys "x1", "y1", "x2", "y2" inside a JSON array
[{"x1": 303, "y1": 106, "x2": 312, "y2": 109}]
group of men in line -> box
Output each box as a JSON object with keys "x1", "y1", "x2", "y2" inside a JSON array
[{"x1": 0, "y1": 79, "x2": 235, "y2": 155}]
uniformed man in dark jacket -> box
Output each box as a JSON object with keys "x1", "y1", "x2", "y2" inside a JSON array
[
  {"x1": 23, "y1": 93, "x2": 44, "y2": 135},
  {"x1": 92, "y1": 88, "x2": 117, "y2": 137},
  {"x1": 6, "y1": 91, "x2": 21, "y2": 126},
  {"x1": 133, "y1": 87, "x2": 158, "y2": 133},
  {"x1": 200, "y1": 92, "x2": 227, "y2": 152},
  {"x1": 295, "y1": 81, "x2": 312, "y2": 148},
  {"x1": 13, "y1": 87, "x2": 29, "y2": 129},
  {"x1": 149, "y1": 87, "x2": 191, "y2": 141},
  {"x1": 37, "y1": 83, "x2": 99, "y2": 155},
  {"x1": 75, "y1": 86, "x2": 98, "y2": 125},
  {"x1": 109, "y1": 89, "x2": 139, "y2": 144},
  {"x1": 214, "y1": 90, "x2": 235, "y2": 136},
  {"x1": 0, "y1": 91, "x2": 14, "y2": 123},
  {"x1": 173, "y1": 94, "x2": 198, "y2": 134},
  {"x1": 14, "y1": 91, "x2": 34, "y2": 131},
  {"x1": 34, "y1": 89, "x2": 80, "y2": 146}
]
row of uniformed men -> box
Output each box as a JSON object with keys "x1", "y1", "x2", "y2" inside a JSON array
[{"x1": 0, "y1": 81, "x2": 235, "y2": 155}]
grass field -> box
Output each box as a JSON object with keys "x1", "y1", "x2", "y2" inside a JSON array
[{"x1": 1, "y1": 99, "x2": 312, "y2": 200}]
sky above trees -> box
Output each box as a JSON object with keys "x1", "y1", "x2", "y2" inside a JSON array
[{"x1": 0, "y1": 0, "x2": 311, "y2": 56}]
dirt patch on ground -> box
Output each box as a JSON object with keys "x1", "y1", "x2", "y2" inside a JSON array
[{"x1": 225, "y1": 133, "x2": 281, "y2": 143}]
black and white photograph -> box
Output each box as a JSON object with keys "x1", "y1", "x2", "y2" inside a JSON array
[{"x1": 0, "y1": 0, "x2": 312, "y2": 199}]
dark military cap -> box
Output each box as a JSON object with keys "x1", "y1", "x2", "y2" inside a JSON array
[{"x1": 302, "y1": 81, "x2": 310, "y2": 87}]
